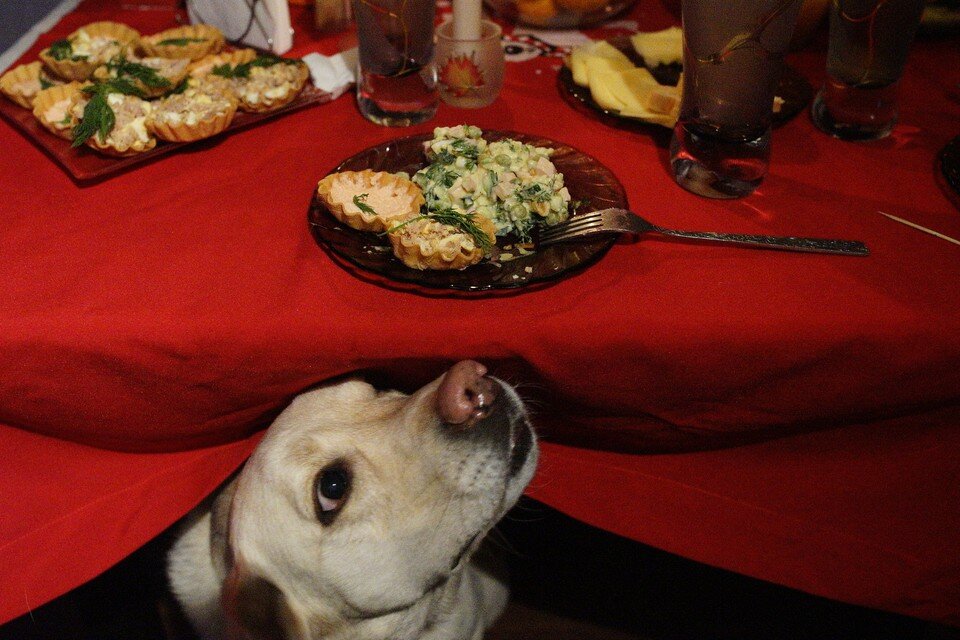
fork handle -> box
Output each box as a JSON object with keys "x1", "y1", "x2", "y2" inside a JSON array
[{"x1": 652, "y1": 228, "x2": 870, "y2": 256}]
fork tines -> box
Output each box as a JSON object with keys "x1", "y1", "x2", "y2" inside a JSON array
[{"x1": 539, "y1": 211, "x2": 605, "y2": 244}]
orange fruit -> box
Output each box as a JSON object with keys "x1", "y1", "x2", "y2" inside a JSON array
[
  {"x1": 516, "y1": 0, "x2": 559, "y2": 24},
  {"x1": 555, "y1": 0, "x2": 608, "y2": 12}
]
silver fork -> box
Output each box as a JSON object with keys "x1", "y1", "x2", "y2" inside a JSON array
[{"x1": 539, "y1": 208, "x2": 870, "y2": 256}]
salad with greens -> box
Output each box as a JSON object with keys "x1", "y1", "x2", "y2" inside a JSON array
[{"x1": 412, "y1": 125, "x2": 572, "y2": 242}]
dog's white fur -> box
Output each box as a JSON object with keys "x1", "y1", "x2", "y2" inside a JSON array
[{"x1": 168, "y1": 368, "x2": 538, "y2": 640}]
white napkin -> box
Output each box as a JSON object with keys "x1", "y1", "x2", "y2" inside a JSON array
[{"x1": 302, "y1": 48, "x2": 358, "y2": 100}]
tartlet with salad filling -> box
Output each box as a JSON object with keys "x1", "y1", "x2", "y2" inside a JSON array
[
  {"x1": 148, "y1": 82, "x2": 238, "y2": 142},
  {"x1": 93, "y1": 54, "x2": 190, "y2": 98},
  {"x1": 316, "y1": 170, "x2": 425, "y2": 233},
  {"x1": 70, "y1": 82, "x2": 156, "y2": 156},
  {"x1": 0, "y1": 61, "x2": 63, "y2": 109},
  {"x1": 139, "y1": 24, "x2": 225, "y2": 61},
  {"x1": 32, "y1": 81, "x2": 87, "y2": 139},
  {"x1": 211, "y1": 55, "x2": 310, "y2": 113},
  {"x1": 39, "y1": 21, "x2": 140, "y2": 81}
]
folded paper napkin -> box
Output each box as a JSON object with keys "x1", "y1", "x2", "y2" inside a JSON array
[{"x1": 302, "y1": 48, "x2": 358, "y2": 100}]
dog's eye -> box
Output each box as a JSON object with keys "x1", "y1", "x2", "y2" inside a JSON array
[{"x1": 314, "y1": 466, "x2": 351, "y2": 522}]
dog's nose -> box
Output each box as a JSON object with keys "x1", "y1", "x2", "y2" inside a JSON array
[{"x1": 437, "y1": 360, "x2": 500, "y2": 426}]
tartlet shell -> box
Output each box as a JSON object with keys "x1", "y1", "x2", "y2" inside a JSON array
[
  {"x1": 148, "y1": 98, "x2": 238, "y2": 142},
  {"x1": 139, "y1": 24, "x2": 225, "y2": 61},
  {"x1": 86, "y1": 126, "x2": 157, "y2": 156},
  {"x1": 317, "y1": 169, "x2": 425, "y2": 233},
  {"x1": 32, "y1": 81, "x2": 86, "y2": 139},
  {"x1": 236, "y1": 62, "x2": 309, "y2": 113},
  {"x1": 0, "y1": 61, "x2": 46, "y2": 108},
  {"x1": 388, "y1": 216, "x2": 497, "y2": 271},
  {"x1": 40, "y1": 22, "x2": 140, "y2": 81},
  {"x1": 38, "y1": 50, "x2": 101, "y2": 82},
  {"x1": 67, "y1": 21, "x2": 141, "y2": 45},
  {"x1": 87, "y1": 135, "x2": 157, "y2": 156}
]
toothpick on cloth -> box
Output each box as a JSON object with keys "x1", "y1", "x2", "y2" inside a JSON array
[{"x1": 877, "y1": 211, "x2": 960, "y2": 247}]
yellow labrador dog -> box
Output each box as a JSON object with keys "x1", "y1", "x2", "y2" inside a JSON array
[{"x1": 167, "y1": 361, "x2": 538, "y2": 640}]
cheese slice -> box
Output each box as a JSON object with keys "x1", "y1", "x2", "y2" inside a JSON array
[
  {"x1": 588, "y1": 68, "x2": 626, "y2": 111},
  {"x1": 644, "y1": 83, "x2": 681, "y2": 116},
  {"x1": 568, "y1": 40, "x2": 634, "y2": 86},
  {"x1": 630, "y1": 26, "x2": 683, "y2": 67},
  {"x1": 604, "y1": 67, "x2": 658, "y2": 112}
]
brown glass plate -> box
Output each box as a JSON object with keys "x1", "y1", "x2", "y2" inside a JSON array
[
  {"x1": 0, "y1": 82, "x2": 331, "y2": 183},
  {"x1": 308, "y1": 131, "x2": 626, "y2": 292},
  {"x1": 558, "y1": 35, "x2": 812, "y2": 130}
]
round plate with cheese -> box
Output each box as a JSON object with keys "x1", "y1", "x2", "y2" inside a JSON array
[{"x1": 559, "y1": 31, "x2": 812, "y2": 131}]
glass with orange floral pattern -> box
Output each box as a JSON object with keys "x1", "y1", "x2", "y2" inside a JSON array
[{"x1": 435, "y1": 20, "x2": 505, "y2": 109}]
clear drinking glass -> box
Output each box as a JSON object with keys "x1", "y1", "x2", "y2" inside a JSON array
[
  {"x1": 810, "y1": 0, "x2": 924, "y2": 141},
  {"x1": 353, "y1": 0, "x2": 439, "y2": 126},
  {"x1": 669, "y1": 0, "x2": 803, "y2": 199},
  {"x1": 435, "y1": 19, "x2": 505, "y2": 109}
]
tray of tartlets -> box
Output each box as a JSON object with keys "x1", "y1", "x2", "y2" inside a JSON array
[
  {"x1": 0, "y1": 21, "x2": 329, "y2": 181},
  {"x1": 309, "y1": 125, "x2": 627, "y2": 292}
]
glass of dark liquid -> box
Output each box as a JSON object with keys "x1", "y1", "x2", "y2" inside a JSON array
[
  {"x1": 353, "y1": 0, "x2": 439, "y2": 126},
  {"x1": 811, "y1": 0, "x2": 924, "y2": 141},
  {"x1": 669, "y1": 0, "x2": 803, "y2": 199}
]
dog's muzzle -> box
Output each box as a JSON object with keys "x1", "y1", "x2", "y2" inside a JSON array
[{"x1": 436, "y1": 360, "x2": 533, "y2": 477}]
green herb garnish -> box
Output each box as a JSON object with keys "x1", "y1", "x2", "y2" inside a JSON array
[
  {"x1": 516, "y1": 183, "x2": 551, "y2": 202},
  {"x1": 39, "y1": 77, "x2": 55, "y2": 90},
  {"x1": 156, "y1": 37, "x2": 207, "y2": 46},
  {"x1": 449, "y1": 138, "x2": 480, "y2": 161},
  {"x1": 433, "y1": 150, "x2": 456, "y2": 165},
  {"x1": 387, "y1": 207, "x2": 493, "y2": 251},
  {"x1": 106, "y1": 55, "x2": 171, "y2": 89},
  {"x1": 70, "y1": 79, "x2": 143, "y2": 148},
  {"x1": 353, "y1": 193, "x2": 377, "y2": 215},
  {"x1": 212, "y1": 55, "x2": 299, "y2": 80},
  {"x1": 211, "y1": 63, "x2": 234, "y2": 78},
  {"x1": 48, "y1": 39, "x2": 86, "y2": 62},
  {"x1": 421, "y1": 163, "x2": 458, "y2": 188}
]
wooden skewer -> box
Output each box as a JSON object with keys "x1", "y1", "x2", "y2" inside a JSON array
[{"x1": 877, "y1": 211, "x2": 960, "y2": 247}]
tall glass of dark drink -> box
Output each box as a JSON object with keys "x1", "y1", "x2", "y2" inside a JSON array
[
  {"x1": 669, "y1": 0, "x2": 803, "y2": 199},
  {"x1": 811, "y1": 0, "x2": 924, "y2": 140},
  {"x1": 353, "y1": 0, "x2": 439, "y2": 126}
]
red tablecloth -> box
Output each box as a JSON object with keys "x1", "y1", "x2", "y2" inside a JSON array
[{"x1": 1, "y1": 0, "x2": 959, "y2": 627}]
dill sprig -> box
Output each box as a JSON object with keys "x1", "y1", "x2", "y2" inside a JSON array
[
  {"x1": 70, "y1": 79, "x2": 143, "y2": 148},
  {"x1": 353, "y1": 193, "x2": 377, "y2": 215},
  {"x1": 156, "y1": 37, "x2": 207, "y2": 46},
  {"x1": 48, "y1": 39, "x2": 86, "y2": 61},
  {"x1": 106, "y1": 55, "x2": 171, "y2": 89},
  {"x1": 387, "y1": 208, "x2": 493, "y2": 251}
]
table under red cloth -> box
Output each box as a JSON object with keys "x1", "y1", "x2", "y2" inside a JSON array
[{"x1": 2, "y1": 0, "x2": 959, "y2": 628}]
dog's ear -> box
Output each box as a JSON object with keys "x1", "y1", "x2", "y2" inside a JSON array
[
  {"x1": 209, "y1": 473, "x2": 238, "y2": 580},
  {"x1": 223, "y1": 566, "x2": 307, "y2": 640}
]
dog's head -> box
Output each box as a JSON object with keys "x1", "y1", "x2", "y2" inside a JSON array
[{"x1": 217, "y1": 361, "x2": 538, "y2": 639}]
